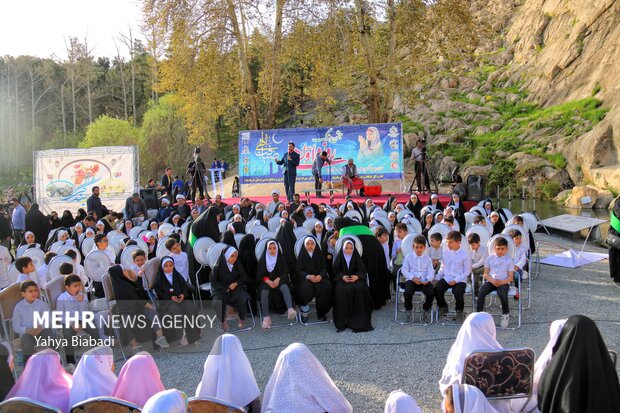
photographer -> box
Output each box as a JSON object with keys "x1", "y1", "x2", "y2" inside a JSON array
[
  {"x1": 411, "y1": 139, "x2": 431, "y2": 192},
  {"x1": 312, "y1": 151, "x2": 331, "y2": 198}
]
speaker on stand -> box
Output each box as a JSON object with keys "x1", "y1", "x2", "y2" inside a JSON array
[{"x1": 466, "y1": 175, "x2": 485, "y2": 202}]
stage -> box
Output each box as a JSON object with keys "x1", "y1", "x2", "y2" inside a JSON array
[{"x1": 216, "y1": 192, "x2": 476, "y2": 209}]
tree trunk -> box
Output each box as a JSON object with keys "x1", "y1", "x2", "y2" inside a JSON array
[
  {"x1": 353, "y1": 0, "x2": 382, "y2": 123},
  {"x1": 60, "y1": 81, "x2": 67, "y2": 145},
  {"x1": 226, "y1": 0, "x2": 259, "y2": 130},
  {"x1": 383, "y1": 0, "x2": 397, "y2": 122},
  {"x1": 14, "y1": 67, "x2": 20, "y2": 176},
  {"x1": 128, "y1": 30, "x2": 137, "y2": 126},
  {"x1": 265, "y1": 0, "x2": 286, "y2": 129},
  {"x1": 71, "y1": 69, "x2": 77, "y2": 135}
]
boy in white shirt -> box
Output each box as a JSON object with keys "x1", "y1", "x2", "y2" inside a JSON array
[
  {"x1": 92, "y1": 233, "x2": 116, "y2": 263},
  {"x1": 477, "y1": 237, "x2": 514, "y2": 328},
  {"x1": 400, "y1": 235, "x2": 435, "y2": 323},
  {"x1": 509, "y1": 229, "x2": 527, "y2": 301},
  {"x1": 14, "y1": 257, "x2": 39, "y2": 285},
  {"x1": 467, "y1": 233, "x2": 488, "y2": 295},
  {"x1": 64, "y1": 249, "x2": 89, "y2": 288},
  {"x1": 166, "y1": 238, "x2": 189, "y2": 283},
  {"x1": 427, "y1": 233, "x2": 443, "y2": 275},
  {"x1": 57, "y1": 274, "x2": 100, "y2": 364},
  {"x1": 435, "y1": 231, "x2": 471, "y2": 322},
  {"x1": 12, "y1": 281, "x2": 56, "y2": 364},
  {"x1": 130, "y1": 249, "x2": 147, "y2": 276},
  {"x1": 391, "y1": 223, "x2": 408, "y2": 284},
  {"x1": 36, "y1": 252, "x2": 57, "y2": 288}
]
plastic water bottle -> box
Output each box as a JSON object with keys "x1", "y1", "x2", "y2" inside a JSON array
[{"x1": 16, "y1": 350, "x2": 23, "y2": 368}]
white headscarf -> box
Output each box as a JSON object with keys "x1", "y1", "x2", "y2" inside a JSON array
[
  {"x1": 262, "y1": 343, "x2": 352, "y2": 413},
  {"x1": 454, "y1": 384, "x2": 499, "y2": 413},
  {"x1": 143, "y1": 390, "x2": 188, "y2": 413},
  {"x1": 342, "y1": 240, "x2": 355, "y2": 268},
  {"x1": 304, "y1": 206, "x2": 315, "y2": 218},
  {"x1": 161, "y1": 257, "x2": 174, "y2": 284},
  {"x1": 224, "y1": 247, "x2": 237, "y2": 272},
  {"x1": 384, "y1": 390, "x2": 422, "y2": 413},
  {"x1": 69, "y1": 346, "x2": 117, "y2": 407},
  {"x1": 509, "y1": 319, "x2": 567, "y2": 413},
  {"x1": 266, "y1": 241, "x2": 278, "y2": 272},
  {"x1": 195, "y1": 334, "x2": 260, "y2": 407},
  {"x1": 304, "y1": 237, "x2": 315, "y2": 258},
  {"x1": 24, "y1": 231, "x2": 35, "y2": 241},
  {"x1": 439, "y1": 312, "x2": 502, "y2": 395},
  {"x1": 324, "y1": 217, "x2": 334, "y2": 231},
  {"x1": 57, "y1": 229, "x2": 68, "y2": 240}
]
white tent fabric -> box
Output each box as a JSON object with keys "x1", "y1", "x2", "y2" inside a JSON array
[{"x1": 541, "y1": 249, "x2": 607, "y2": 268}]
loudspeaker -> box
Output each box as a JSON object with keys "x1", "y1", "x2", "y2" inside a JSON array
[
  {"x1": 466, "y1": 175, "x2": 485, "y2": 202},
  {"x1": 140, "y1": 189, "x2": 159, "y2": 210}
]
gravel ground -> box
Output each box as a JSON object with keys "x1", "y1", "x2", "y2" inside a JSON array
[{"x1": 113, "y1": 234, "x2": 620, "y2": 412}]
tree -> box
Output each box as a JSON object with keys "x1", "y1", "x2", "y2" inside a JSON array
[{"x1": 80, "y1": 115, "x2": 139, "y2": 148}]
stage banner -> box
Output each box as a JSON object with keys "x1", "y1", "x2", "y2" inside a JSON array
[
  {"x1": 238, "y1": 123, "x2": 403, "y2": 184},
  {"x1": 34, "y1": 146, "x2": 139, "y2": 214}
]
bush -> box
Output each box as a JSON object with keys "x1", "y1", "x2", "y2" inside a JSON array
[
  {"x1": 486, "y1": 159, "x2": 518, "y2": 196},
  {"x1": 536, "y1": 180, "x2": 563, "y2": 200}
]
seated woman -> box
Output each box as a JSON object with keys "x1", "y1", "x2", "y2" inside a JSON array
[
  {"x1": 443, "y1": 383, "x2": 498, "y2": 413},
  {"x1": 112, "y1": 352, "x2": 165, "y2": 407},
  {"x1": 211, "y1": 247, "x2": 250, "y2": 331},
  {"x1": 439, "y1": 312, "x2": 502, "y2": 395},
  {"x1": 538, "y1": 315, "x2": 620, "y2": 412},
  {"x1": 196, "y1": 334, "x2": 261, "y2": 412},
  {"x1": 69, "y1": 346, "x2": 117, "y2": 407},
  {"x1": 108, "y1": 264, "x2": 169, "y2": 350},
  {"x1": 295, "y1": 237, "x2": 333, "y2": 323},
  {"x1": 384, "y1": 390, "x2": 422, "y2": 413},
  {"x1": 153, "y1": 257, "x2": 201, "y2": 345},
  {"x1": 6, "y1": 349, "x2": 72, "y2": 413},
  {"x1": 332, "y1": 239, "x2": 373, "y2": 333},
  {"x1": 262, "y1": 343, "x2": 352, "y2": 413},
  {"x1": 143, "y1": 389, "x2": 188, "y2": 413},
  {"x1": 257, "y1": 240, "x2": 296, "y2": 329}
]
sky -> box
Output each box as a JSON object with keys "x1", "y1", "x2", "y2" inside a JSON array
[{"x1": 0, "y1": 0, "x2": 144, "y2": 60}]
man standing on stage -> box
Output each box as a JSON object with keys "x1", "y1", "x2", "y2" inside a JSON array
[
  {"x1": 312, "y1": 151, "x2": 331, "y2": 198},
  {"x1": 411, "y1": 139, "x2": 430, "y2": 192},
  {"x1": 275, "y1": 141, "x2": 300, "y2": 203}
]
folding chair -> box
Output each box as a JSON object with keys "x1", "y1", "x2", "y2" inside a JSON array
[
  {"x1": 70, "y1": 396, "x2": 141, "y2": 413},
  {"x1": 101, "y1": 273, "x2": 127, "y2": 360},
  {"x1": 44, "y1": 275, "x2": 67, "y2": 311},
  {"x1": 188, "y1": 396, "x2": 246, "y2": 413},
  {"x1": 393, "y1": 269, "x2": 434, "y2": 326},
  {"x1": 0, "y1": 397, "x2": 62, "y2": 413},
  {"x1": 141, "y1": 258, "x2": 161, "y2": 309},
  {"x1": 0, "y1": 283, "x2": 23, "y2": 377},
  {"x1": 463, "y1": 347, "x2": 535, "y2": 401}
]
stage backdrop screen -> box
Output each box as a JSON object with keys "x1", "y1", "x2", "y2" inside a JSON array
[
  {"x1": 34, "y1": 146, "x2": 139, "y2": 214},
  {"x1": 238, "y1": 123, "x2": 403, "y2": 184}
]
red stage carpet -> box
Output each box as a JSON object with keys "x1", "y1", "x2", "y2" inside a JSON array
[{"x1": 218, "y1": 192, "x2": 476, "y2": 210}]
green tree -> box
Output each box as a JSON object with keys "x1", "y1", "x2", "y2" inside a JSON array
[{"x1": 80, "y1": 115, "x2": 139, "y2": 148}]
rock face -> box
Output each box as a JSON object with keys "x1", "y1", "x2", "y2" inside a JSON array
[
  {"x1": 505, "y1": 0, "x2": 620, "y2": 191},
  {"x1": 564, "y1": 185, "x2": 613, "y2": 209}
]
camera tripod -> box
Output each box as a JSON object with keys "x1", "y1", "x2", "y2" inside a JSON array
[{"x1": 408, "y1": 157, "x2": 438, "y2": 194}]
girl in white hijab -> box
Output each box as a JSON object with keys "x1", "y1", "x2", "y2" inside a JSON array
[
  {"x1": 69, "y1": 346, "x2": 117, "y2": 407},
  {"x1": 384, "y1": 390, "x2": 422, "y2": 413},
  {"x1": 262, "y1": 343, "x2": 352, "y2": 413},
  {"x1": 443, "y1": 383, "x2": 498, "y2": 413},
  {"x1": 439, "y1": 312, "x2": 502, "y2": 395},
  {"x1": 257, "y1": 240, "x2": 296, "y2": 328},
  {"x1": 509, "y1": 319, "x2": 567, "y2": 413},
  {"x1": 143, "y1": 389, "x2": 188, "y2": 413},
  {"x1": 196, "y1": 334, "x2": 261, "y2": 411},
  {"x1": 324, "y1": 216, "x2": 334, "y2": 232}
]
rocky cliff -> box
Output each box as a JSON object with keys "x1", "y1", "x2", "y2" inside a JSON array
[{"x1": 503, "y1": 0, "x2": 619, "y2": 190}]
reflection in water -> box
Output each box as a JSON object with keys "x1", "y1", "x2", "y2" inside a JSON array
[{"x1": 494, "y1": 198, "x2": 610, "y2": 239}]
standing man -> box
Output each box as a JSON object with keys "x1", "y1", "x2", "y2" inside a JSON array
[
  {"x1": 411, "y1": 139, "x2": 430, "y2": 192},
  {"x1": 0, "y1": 209, "x2": 11, "y2": 250},
  {"x1": 10, "y1": 197, "x2": 26, "y2": 249},
  {"x1": 312, "y1": 151, "x2": 331, "y2": 198},
  {"x1": 275, "y1": 141, "x2": 300, "y2": 203},
  {"x1": 160, "y1": 167, "x2": 173, "y2": 198},
  {"x1": 86, "y1": 186, "x2": 109, "y2": 221},
  {"x1": 124, "y1": 193, "x2": 148, "y2": 220}
]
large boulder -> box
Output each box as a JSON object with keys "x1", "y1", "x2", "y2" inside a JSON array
[
  {"x1": 437, "y1": 156, "x2": 458, "y2": 182},
  {"x1": 563, "y1": 185, "x2": 602, "y2": 209},
  {"x1": 594, "y1": 189, "x2": 614, "y2": 209},
  {"x1": 463, "y1": 165, "x2": 492, "y2": 180}
]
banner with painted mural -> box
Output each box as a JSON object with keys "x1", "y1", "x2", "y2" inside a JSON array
[
  {"x1": 238, "y1": 123, "x2": 403, "y2": 184},
  {"x1": 34, "y1": 146, "x2": 139, "y2": 214}
]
